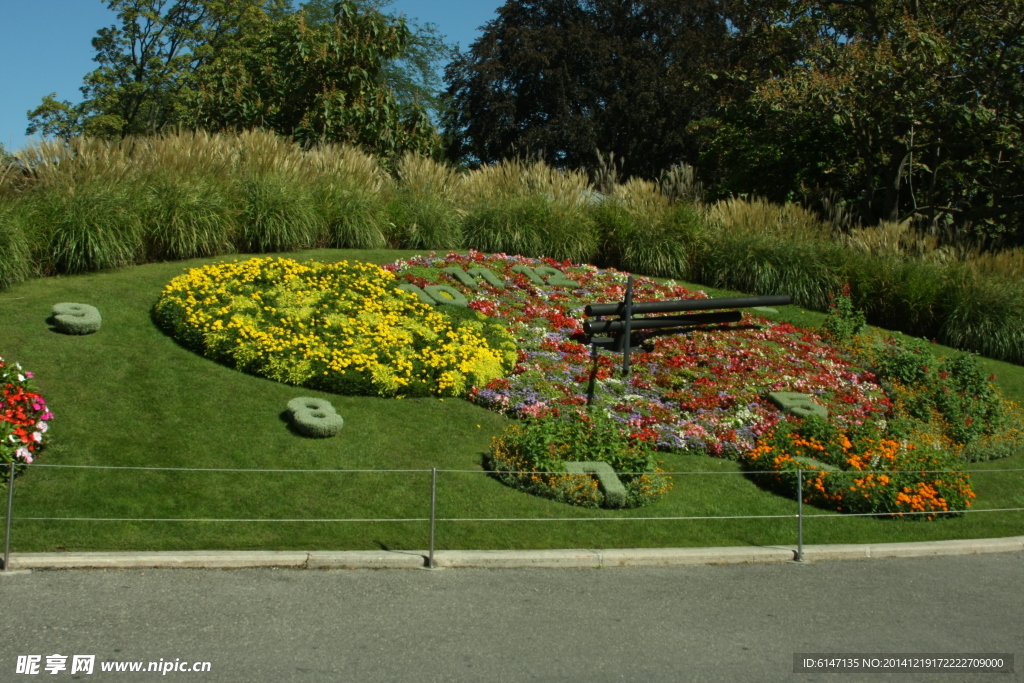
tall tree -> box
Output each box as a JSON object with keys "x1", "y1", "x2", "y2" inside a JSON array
[
  {"x1": 26, "y1": 0, "x2": 440, "y2": 157},
  {"x1": 442, "y1": 0, "x2": 731, "y2": 178},
  {"x1": 27, "y1": 0, "x2": 285, "y2": 138}
]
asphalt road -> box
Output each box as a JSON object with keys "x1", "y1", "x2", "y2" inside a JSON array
[{"x1": 1, "y1": 554, "x2": 1021, "y2": 682}]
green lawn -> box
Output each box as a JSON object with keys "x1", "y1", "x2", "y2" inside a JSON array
[{"x1": 1, "y1": 249, "x2": 1022, "y2": 553}]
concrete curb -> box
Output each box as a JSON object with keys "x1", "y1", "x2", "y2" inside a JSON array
[{"x1": 4, "y1": 536, "x2": 1022, "y2": 571}]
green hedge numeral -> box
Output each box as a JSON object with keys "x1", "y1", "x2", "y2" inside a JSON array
[
  {"x1": 564, "y1": 461, "x2": 627, "y2": 508},
  {"x1": 441, "y1": 267, "x2": 478, "y2": 289},
  {"x1": 767, "y1": 391, "x2": 829, "y2": 420},
  {"x1": 511, "y1": 265, "x2": 546, "y2": 286},
  {"x1": 533, "y1": 266, "x2": 578, "y2": 287},
  {"x1": 466, "y1": 267, "x2": 505, "y2": 290},
  {"x1": 424, "y1": 285, "x2": 469, "y2": 307},
  {"x1": 52, "y1": 302, "x2": 102, "y2": 335},
  {"x1": 287, "y1": 397, "x2": 344, "y2": 438},
  {"x1": 396, "y1": 283, "x2": 437, "y2": 305}
]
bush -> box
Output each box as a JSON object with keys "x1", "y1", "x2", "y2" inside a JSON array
[
  {"x1": 487, "y1": 410, "x2": 672, "y2": 508},
  {"x1": 820, "y1": 283, "x2": 866, "y2": 343},
  {"x1": 307, "y1": 144, "x2": 390, "y2": 250},
  {"x1": 700, "y1": 197, "x2": 843, "y2": 309},
  {"x1": 461, "y1": 160, "x2": 598, "y2": 263},
  {"x1": 743, "y1": 416, "x2": 975, "y2": 518}
]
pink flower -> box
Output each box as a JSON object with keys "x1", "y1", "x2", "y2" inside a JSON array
[
  {"x1": 15, "y1": 446, "x2": 32, "y2": 463},
  {"x1": 36, "y1": 421, "x2": 48, "y2": 433},
  {"x1": 31, "y1": 432, "x2": 42, "y2": 443}
]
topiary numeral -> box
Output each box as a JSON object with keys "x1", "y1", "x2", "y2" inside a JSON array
[
  {"x1": 424, "y1": 285, "x2": 469, "y2": 307},
  {"x1": 564, "y1": 461, "x2": 627, "y2": 508},
  {"x1": 511, "y1": 265, "x2": 546, "y2": 286},
  {"x1": 441, "y1": 267, "x2": 478, "y2": 289},
  {"x1": 52, "y1": 303, "x2": 102, "y2": 335},
  {"x1": 767, "y1": 391, "x2": 829, "y2": 420},
  {"x1": 396, "y1": 283, "x2": 437, "y2": 305},
  {"x1": 287, "y1": 397, "x2": 344, "y2": 438},
  {"x1": 533, "y1": 266, "x2": 578, "y2": 287},
  {"x1": 466, "y1": 267, "x2": 505, "y2": 290}
]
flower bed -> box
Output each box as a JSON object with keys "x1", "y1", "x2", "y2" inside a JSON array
[
  {"x1": 1, "y1": 356, "x2": 53, "y2": 485},
  {"x1": 387, "y1": 252, "x2": 889, "y2": 455},
  {"x1": 383, "y1": 252, "x2": 1004, "y2": 514},
  {"x1": 154, "y1": 257, "x2": 517, "y2": 398}
]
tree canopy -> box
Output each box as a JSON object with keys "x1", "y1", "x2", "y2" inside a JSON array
[
  {"x1": 27, "y1": 0, "x2": 445, "y2": 158},
  {"x1": 442, "y1": 0, "x2": 732, "y2": 179}
]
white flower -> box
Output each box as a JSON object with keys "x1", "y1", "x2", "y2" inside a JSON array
[
  {"x1": 17, "y1": 374, "x2": 25, "y2": 382},
  {"x1": 7, "y1": 434, "x2": 16, "y2": 443},
  {"x1": 15, "y1": 447, "x2": 32, "y2": 463},
  {"x1": 31, "y1": 432, "x2": 42, "y2": 443},
  {"x1": 36, "y1": 421, "x2": 48, "y2": 433}
]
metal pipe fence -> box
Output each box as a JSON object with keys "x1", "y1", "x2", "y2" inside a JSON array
[{"x1": 2, "y1": 462, "x2": 1023, "y2": 571}]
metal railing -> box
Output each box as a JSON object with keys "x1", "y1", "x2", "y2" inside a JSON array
[{"x1": 3, "y1": 461, "x2": 1023, "y2": 570}]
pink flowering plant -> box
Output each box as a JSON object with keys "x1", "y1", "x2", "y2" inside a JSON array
[
  {"x1": 386, "y1": 252, "x2": 890, "y2": 464},
  {"x1": 0, "y1": 356, "x2": 53, "y2": 486}
]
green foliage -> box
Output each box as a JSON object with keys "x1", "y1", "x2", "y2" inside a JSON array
[
  {"x1": 27, "y1": 0, "x2": 283, "y2": 138},
  {"x1": 142, "y1": 173, "x2": 236, "y2": 260},
  {"x1": 386, "y1": 152, "x2": 464, "y2": 250},
  {"x1": 300, "y1": 0, "x2": 455, "y2": 120},
  {"x1": 593, "y1": 178, "x2": 703, "y2": 279},
  {"x1": 237, "y1": 173, "x2": 321, "y2": 253}
]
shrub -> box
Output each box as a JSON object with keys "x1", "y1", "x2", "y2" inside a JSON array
[
  {"x1": 700, "y1": 197, "x2": 843, "y2": 310},
  {"x1": 142, "y1": 174, "x2": 236, "y2": 261},
  {"x1": 487, "y1": 409, "x2": 672, "y2": 508},
  {"x1": 839, "y1": 331, "x2": 1019, "y2": 462},
  {"x1": 154, "y1": 257, "x2": 517, "y2": 398},
  {"x1": 743, "y1": 416, "x2": 975, "y2": 517},
  {"x1": 0, "y1": 356, "x2": 54, "y2": 490},
  {"x1": 307, "y1": 144, "x2": 390, "y2": 250}
]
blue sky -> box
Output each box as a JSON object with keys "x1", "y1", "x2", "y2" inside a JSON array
[{"x1": 0, "y1": 0, "x2": 503, "y2": 151}]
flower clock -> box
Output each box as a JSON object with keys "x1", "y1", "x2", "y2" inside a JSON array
[
  {"x1": 386, "y1": 252, "x2": 976, "y2": 515},
  {"x1": 0, "y1": 356, "x2": 53, "y2": 482}
]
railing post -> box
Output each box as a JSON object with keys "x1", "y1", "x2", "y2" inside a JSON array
[
  {"x1": 4, "y1": 461, "x2": 15, "y2": 572},
  {"x1": 796, "y1": 469, "x2": 804, "y2": 563},
  {"x1": 621, "y1": 275, "x2": 634, "y2": 376},
  {"x1": 428, "y1": 467, "x2": 437, "y2": 569}
]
